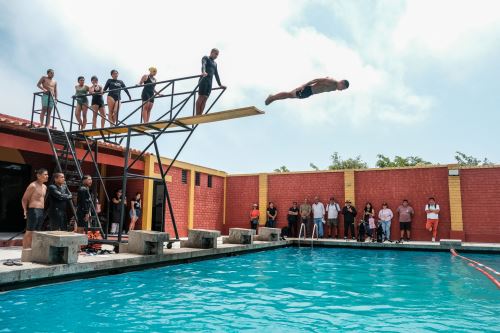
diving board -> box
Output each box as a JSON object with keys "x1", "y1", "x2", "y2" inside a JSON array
[{"x1": 75, "y1": 106, "x2": 264, "y2": 137}]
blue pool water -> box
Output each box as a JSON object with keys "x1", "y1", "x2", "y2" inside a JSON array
[{"x1": 1, "y1": 248, "x2": 499, "y2": 332}]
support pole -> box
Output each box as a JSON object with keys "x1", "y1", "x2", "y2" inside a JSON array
[{"x1": 118, "y1": 128, "x2": 131, "y2": 243}]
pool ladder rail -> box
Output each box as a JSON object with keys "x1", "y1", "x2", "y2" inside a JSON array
[{"x1": 298, "y1": 223, "x2": 318, "y2": 248}]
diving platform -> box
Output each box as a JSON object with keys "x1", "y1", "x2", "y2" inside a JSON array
[{"x1": 73, "y1": 106, "x2": 264, "y2": 137}]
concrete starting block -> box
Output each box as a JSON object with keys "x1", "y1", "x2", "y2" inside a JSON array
[
  {"x1": 126, "y1": 230, "x2": 170, "y2": 255},
  {"x1": 257, "y1": 227, "x2": 281, "y2": 241},
  {"x1": 440, "y1": 239, "x2": 462, "y2": 247},
  {"x1": 26, "y1": 231, "x2": 88, "y2": 264},
  {"x1": 223, "y1": 228, "x2": 256, "y2": 245},
  {"x1": 181, "y1": 229, "x2": 220, "y2": 249}
]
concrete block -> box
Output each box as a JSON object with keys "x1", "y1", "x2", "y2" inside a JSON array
[
  {"x1": 21, "y1": 248, "x2": 32, "y2": 262},
  {"x1": 29, "y1": 231, "x2": 88, "y2": 264},
  {"x1": 257, "y1": 227, "x2": 281, "y2": 241},
  {"x1": 440, "y1": 239, "x2": 462, "y2": 246},
  {"x1": 225, "y1": 228, "x2": 256, "y2": 244},
  {"x1": 127, "y1": 230, "x2": 170, "y2": 255},
  {"x1": 181, "y1": 229, "x2": 220, "y2": 249}
]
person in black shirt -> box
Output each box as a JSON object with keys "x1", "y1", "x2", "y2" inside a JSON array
[
  {"x1": 76, "y1": 175, "x2": 93, "y2": 234},
  {"x1": 342, "y1": 200, "x2": 357, "y2": 240},
  {"x1": 47, "y1": 173, "x2": 73, "y2": 231},
  {"x1": 110, "y1": 189, "x2": 126, "y2": 234},
  {"x1": 103, "y1": 69, "x2": 131, "y2": 125},
  {"x1": 287, "y1": 202, "x2": 299, "y2": 237},
  {"x1": 266, "y1": 202, "x2": 277, "y2": 228},
  {"x1": 195, "y1": 48, "x2": 226, "y2": 115}
]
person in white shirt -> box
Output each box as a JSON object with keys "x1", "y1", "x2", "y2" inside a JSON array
[
  {"x1": 378, "y1": 202, "x2": 394, "y2": 242},
  {"x1": 326, "y1": 197, "x2": 341, "y2": 238},
  {"x1": 312, "y1": 196, "x2": 325, "y2": 238},
  {"x1": 425, "y1": 197, "x2": 440, "y2": 242}
]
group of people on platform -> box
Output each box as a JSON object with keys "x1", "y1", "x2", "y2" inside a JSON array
[
  {"x1": 20, "y1": 168, "x2": 142, "y2": 249},
  {"x1": 250, "y1": 196, "x2": 441, "y2": 242},
  {"x1": 36, "y1": 48, "x2": 225, "y2": 130}
]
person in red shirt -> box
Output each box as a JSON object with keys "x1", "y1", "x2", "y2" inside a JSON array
[{"x1": 250, "y1": 204, "x2": 259, "y2": 230}]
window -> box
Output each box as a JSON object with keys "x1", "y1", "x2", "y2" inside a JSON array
[
  {"x1": 207, "y1": 175, "x2": 213, "y2": 188},
  {"x1": 195, "y1": 172, "x2": 201, "y2": 186},
  {"x1": 181, "y1": 169, "x2": 188, "y2": 184}
]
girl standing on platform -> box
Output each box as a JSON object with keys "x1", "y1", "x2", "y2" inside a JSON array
[
  {"x1": 89, "y1": 76, "x2": 106, "y2": 129},
  {"x1": 139, "y1": 67, "x2": 159, "y2": 123},
  {"x1": 74, "y1": 76, "x2": 89, "y2": 130},
  {"x1": 104, "y1": 69, "x2": 131, "y2": 126},
  {"x1": 129, "y1": 192, "x2": 142, "y2": 231}
]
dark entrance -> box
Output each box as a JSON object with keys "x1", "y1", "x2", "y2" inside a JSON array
[
  {"x1": 0, "y1": 161, "x2": 31, "y2": 232},
  {"x1": 151, "y1": 180, "x2": 165, "y2": 232}
]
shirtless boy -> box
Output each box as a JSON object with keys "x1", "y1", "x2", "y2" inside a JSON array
[
  {"x1": 36, "y1": 69, "x2": 58, "y2": 126},
  {"x1": 265, "y1": 77, "x2": 349, "y2": 105},
  {"x1": 21, "y1": 168, "x2": 49, "y2": 248}
]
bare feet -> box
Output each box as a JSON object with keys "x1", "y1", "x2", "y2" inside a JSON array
[{"x1": 265, "y1": 95, "x2": 273, "y2": 106}]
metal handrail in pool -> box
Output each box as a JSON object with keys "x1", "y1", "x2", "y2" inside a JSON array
[
  {"x1": 298, "y1": 223, "x2": 306, "y2": 247},
  {"x1": 311, "y1": 224, "x2": 319, "y2": 249}
]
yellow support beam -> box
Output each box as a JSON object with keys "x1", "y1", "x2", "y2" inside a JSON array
[
  {"x1": 344, "y1": 170, "x2": 355, "y2": 206},
  {"x1": 142, "y1": 155, "x2": 155, "y2": 231},
  {"x1": 81, "y1": 106, "x2": 264, "y2": 137},
  {"x1": 448, "y1": 167, "x2": 464, "y2": 234},
  {"x1": 188, "y1": 169, "x2": 195, "y2": 230},
  {"x1": 258, "y1": 173, "x2": 268, "y2": 226}
]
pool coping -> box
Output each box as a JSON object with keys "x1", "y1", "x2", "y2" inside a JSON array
[{"x1": 1, "y1": 239, "x2": 499, "y2": 291}]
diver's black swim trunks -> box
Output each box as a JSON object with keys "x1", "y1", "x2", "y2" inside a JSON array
[{"x1": 296, "y1": 85, "x2": 313, "y2": 99}]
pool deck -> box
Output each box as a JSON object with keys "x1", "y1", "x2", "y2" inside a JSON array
[{"x1": 1, "y1": 238, "x2": 499, "y2": 291}]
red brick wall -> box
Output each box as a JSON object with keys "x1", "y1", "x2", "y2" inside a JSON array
[
  {"x1": 267, "y1": 172, "x2": 345, "y2": 229},
  {"x1": 224, "y1": 176, "x2": 259, "y2": 233},
  {"x1": 163, "y1": 166, "x2": 189, "y2": 238},
  {"x1": 194, "y1": 174, "x2": 224, "y2": 231},
  {"x1": 355, "y1": 167, "x2": 451, "y2": 241},
  {"x1": 461, "y1": 168, "x2": 500, "y2": 243}
]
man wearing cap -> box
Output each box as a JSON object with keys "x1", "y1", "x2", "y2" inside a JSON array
[
  {"x1": 342, "y1": 200, "x2": 357, "y2": 240},
  {"x1": 287, "y1": 202, "x2": 300, "y2": 237},
  {"x1": 249, "y1": 204, "x2": 259, "y2": 230}
]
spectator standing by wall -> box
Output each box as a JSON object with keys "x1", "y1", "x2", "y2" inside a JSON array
[
  {"x1": 250, "y1": 204, "x2": 259, "y2": 230},
  {"x1": 397, "y1": 199, "x2": 414, "y2": 242},
  {"x1": 311, "y1": 196, "x2": 325, "y2": 238},
  {"x1": 287, "y1": 202, "x2": 299, "y2": 237},
  {"x1": 299, "y1": 198, "x2": 312, "y2": 237},
  {"x1": 266, "y1": 202, "x2": 277, "y2": 228},
  {"x1": 342, "y1": 200, "x2": 357, "y2": 240},
  {"x1": 326, "y1": 197, "x2": 341, "y2": 238},
  {"x1": 363, "y1": 202, "x2": 375, "y2": 242},
  {"x1": 378, "y1": 202, "x2": 394, "y2": 242},
  {"x1": 425, "y1": 197, "x2": 440, "y2": 242}
]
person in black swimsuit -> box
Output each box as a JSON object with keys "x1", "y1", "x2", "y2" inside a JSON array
[
  {"x1": 103, "y1": 69, "x2": 131, "y2": 125},
  {"x1": 139, "y1": 67, "x2": 159, "y2": 123},
  {"x1": 195, "y1": 48, "x2": 226, "y2": 115},
  {"x1": 89, "y1": 76, "x2": 106, "y2": 129},
  {"x1": 265, "y1": 77, "x2": 349, "y2": 105}
]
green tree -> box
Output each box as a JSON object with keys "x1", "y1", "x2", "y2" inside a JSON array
[
  {"x1": 273, "y1": 166, "x2": 290, "y2": 173},
  {"x1": 328, "y1": 152, "x2": 368, "y2": 170},
  {"x1": 455, "y1": 151, "x2": 493, "y2": 166},
  {"x1": 376, "y1": 154, "x2": 432, "y2": 168}
]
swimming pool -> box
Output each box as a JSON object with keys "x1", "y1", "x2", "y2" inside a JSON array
[{"x1": 0, "y1": 248, "x2": 499, "y2": 332}]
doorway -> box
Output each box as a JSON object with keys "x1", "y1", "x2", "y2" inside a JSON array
[{"x1": 0, "y1": 161, "x2": 31, "y2": 232}]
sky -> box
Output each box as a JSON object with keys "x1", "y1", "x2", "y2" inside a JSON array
[{"x1": 0, "y1": 0, "x2": 499, "y2": 173}]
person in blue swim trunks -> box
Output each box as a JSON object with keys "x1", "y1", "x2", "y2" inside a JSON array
[{"x1": 265, "y1": 77, "x2": 349, "y2": 105}]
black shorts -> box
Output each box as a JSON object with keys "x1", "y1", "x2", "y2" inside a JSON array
[
  {"x1": 141, "y1": 92, "x2": 155, "y2": 104},
  {"x1": 296, "y1": 85, "x2": 313, "y2": 99},
  {"x1": 400, "y1": 222, "x2": 411, "y2": 231},
  {"x1": 27, "y1": 208, "x2": 44, "y2": 231},
  {"x1": 198, "y1": 77, "x2": 212, "y2": 96},
  {"x1": 49, "y1": 211, "x2": 67, "y2": 231},
  {"x1": 91, "y1": 96, "x2": 105, "y2": 108}
]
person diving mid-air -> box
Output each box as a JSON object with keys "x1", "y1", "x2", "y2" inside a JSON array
[{"x1": 265, "y1": 77, "x2": 349, "y2": 105}]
